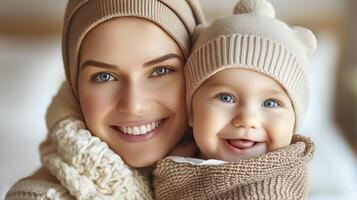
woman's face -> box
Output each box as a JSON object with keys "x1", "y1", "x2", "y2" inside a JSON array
[{"x1": 78, "y1": 17, "x2": 188, "y2": 167}]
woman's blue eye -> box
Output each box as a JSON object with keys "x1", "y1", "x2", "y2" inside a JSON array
[
  {"x1": 151, "y1": 67, "x2": 172, "y2": 77},
  {"x1": 263, "y1": 99, "x2": 279, "y2": 108},
  {"x1": 217, "y1": 93, "x2": 235, "y2": 103},
  {"x1": 93, "y1": 72, "x2": 115, "y2": 83}
]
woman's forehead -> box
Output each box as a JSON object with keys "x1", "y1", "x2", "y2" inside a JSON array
[
  {"x1": 83, "y1": 17, "x2": 178, "y2": 49},
  {"x1": 79, "y1": 17, "x2": 182, "y2": 68}
]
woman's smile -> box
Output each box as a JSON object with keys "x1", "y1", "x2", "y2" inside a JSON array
[{"x1": 110, "y1": 118, "x2": 170, "y2": 142}]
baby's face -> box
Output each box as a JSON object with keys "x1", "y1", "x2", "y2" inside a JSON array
[{"x1": 190, "y1": 68, "x2": 295, "y2": 161}]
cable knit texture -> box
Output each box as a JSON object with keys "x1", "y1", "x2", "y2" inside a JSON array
[
  {"x1": 6, "y1": 179, "x2": 74, "y2": 200},
  {"x1": 39, "y1": 117, "x2": 154, "y2": 200},
  {"x1": 154, "y1": 134, "x2": 315, "y2": 200}
]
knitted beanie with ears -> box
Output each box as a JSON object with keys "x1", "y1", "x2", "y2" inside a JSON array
[
  {"x1": 185, "y1": 0, "x2": 317, "y2": 131},
  {"x1": 62, "y1": 0, "x2": 206, "y2": 96}
]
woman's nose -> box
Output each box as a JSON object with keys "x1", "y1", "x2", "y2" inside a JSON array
[
  {"x1": 116, "y1": 83, "x2": 149, "y2": 115},
  {"x1": 231, "y1": 107, "x2": 260, "y2": 129}
]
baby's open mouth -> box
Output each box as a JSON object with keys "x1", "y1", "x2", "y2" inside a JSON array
[
  {"x1": 227, "y1": 139, "x2": 257, "y2": 149},
  {"x1": 224, "y1": 138, "x2": 267, "y2": 159}
]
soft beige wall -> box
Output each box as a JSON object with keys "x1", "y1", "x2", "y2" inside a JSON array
[
  {"x1": 201, "y1": 0, "x2": 346, "y2": 34},
  {"x1": 334, "y1": 0, "x2": 357, "y2": 153},
  {"x1": 0, "y1": 1, "x2": 66, "y2": 37},
  {"x1": 0, "y1": 0, "x2": 347, "y2": 37}
]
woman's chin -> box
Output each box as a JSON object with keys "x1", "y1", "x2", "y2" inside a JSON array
[{"x1": 123, "y1": 153, "x2": 162, "y2": 168}]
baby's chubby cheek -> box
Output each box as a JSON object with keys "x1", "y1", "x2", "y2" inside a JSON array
[{"x1": 267, "y1": 132, "x2": 294, "y2": 152}]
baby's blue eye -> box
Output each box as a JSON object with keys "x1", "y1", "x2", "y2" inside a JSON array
[
  {"x1": 93, "y1": 72, "x2": 115, "y2": 83},
  {"x1": 151, "y1": 67, "x2": 172, "y2": 77},
  {"x1": 263, "y1": 99, "x2": 279, "y2": 108},
  {"x1": 217, "y1": 93, "x2": 235, "y2": 103}
]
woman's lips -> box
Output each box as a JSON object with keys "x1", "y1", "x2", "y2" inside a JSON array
[
  {"x1": 117, "y1": 120, "x2": 162, "y2": 135},
  {"x1": 110, "y1": 118, "x2": 168, "y2": 143}
]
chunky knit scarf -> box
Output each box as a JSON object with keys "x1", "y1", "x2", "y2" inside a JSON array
[
  {"x1": 39, "y1": 117, "x2": 154, "y2": 200},
  {"x1": 154, "y1": 134, "x2": 315, "y2": 200}
]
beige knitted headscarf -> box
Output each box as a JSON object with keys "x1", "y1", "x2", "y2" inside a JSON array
[
  {"x1": 185, "y1": 0, "x2": 317, "y2": 130},
  {"x1": 62, "y1": 0, "x2": 206, "y2": 96}
]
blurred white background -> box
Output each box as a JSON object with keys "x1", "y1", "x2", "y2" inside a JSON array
[{"x1": 1, "y1": 0, "x2": 356, "y2": 199}]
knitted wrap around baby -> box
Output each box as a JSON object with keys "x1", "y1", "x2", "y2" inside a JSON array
[{"x1": 154, "y1": 134, "x2": 315, "y2": 200}]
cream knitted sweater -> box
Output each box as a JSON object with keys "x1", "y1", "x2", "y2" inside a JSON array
[
  {"x1": 6, "y1": 118, "x2": 154, "y2": 200},
  {"x1": 154, "y1": 134, "x2": 315, "y2": 200}
]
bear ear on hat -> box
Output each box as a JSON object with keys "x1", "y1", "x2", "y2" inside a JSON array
[
  {"x1": 233, "y1": 0, "x2": 275, "y2": 18},
  {"x1": 293, "y1": 26, "x2": 317, "y2": 56},
  {"x1": 191, "y1": 24, "x2": 206, "y2": 44}
]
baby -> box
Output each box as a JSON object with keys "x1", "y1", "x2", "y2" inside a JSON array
[{"x1": 154, "y1": 0, "x2": 316, "y2": 199}]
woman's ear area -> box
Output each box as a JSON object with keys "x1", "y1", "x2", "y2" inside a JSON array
[{"x1": 292, "y1": 26, "x2": 317, "y2": 56}]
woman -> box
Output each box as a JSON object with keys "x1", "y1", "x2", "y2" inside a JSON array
[{"x1": 5, "y1": 0, "x2": 205, "y2": 199}]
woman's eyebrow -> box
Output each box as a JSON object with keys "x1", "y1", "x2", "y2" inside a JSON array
[
  {"x1": 143, "y1": 53, "x2": 183, "y2": 67},
  {"x1": 80, "y1": 60, "x2": 118, "y2": 70}
]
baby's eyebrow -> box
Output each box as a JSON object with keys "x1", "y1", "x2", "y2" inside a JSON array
[
  {"x1": 261, "y1": 89, "x2": 290, "y2": 100},
  {"x1": 264, "y1": 89, "x2": 283, "y2": 95},
  {"x1": 263, "y1": 89, "x2": 287, "y2": 95},
  {"x1": 80, "y1": 60, "x2": 117, "y2": 70}
]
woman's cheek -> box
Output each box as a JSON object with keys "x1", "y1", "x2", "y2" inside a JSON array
[
  {"x1": 161, "y1": 73, "x2": 186, "y2": 109},
  {"x1": 79, "y1": 83, "x2": 118, "y2": 127}
]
